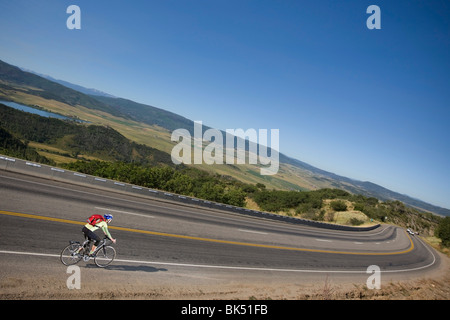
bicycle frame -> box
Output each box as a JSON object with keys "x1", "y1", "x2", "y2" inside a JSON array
[{"x1": 91, "y1": 238, "x2": 110, "y2": 256}]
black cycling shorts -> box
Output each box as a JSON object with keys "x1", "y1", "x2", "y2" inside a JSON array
[{"x1": 82, "y1": 226, "x2": 101, "y2": 246}]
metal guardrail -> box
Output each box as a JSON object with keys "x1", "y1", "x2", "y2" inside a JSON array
[{"x1": 0, "y1": 154, "x2": 380, "y2": 232}]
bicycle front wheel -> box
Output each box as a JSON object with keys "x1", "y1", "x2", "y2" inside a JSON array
[
  {"x1": 60, "y1": 243, "x2": 83, "y2": 266},
  {"x1": 94, "y1": 246, "x2": 116, "y2": 267}
]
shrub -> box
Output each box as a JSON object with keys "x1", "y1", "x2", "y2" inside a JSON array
[
  {"x1": 330, "y1": 200, "x2": 347, "y2": 212},
  {"x1": 349, "y1": 218, "x2": 364, "y2": 226},
  {"x1": 353, "y1": 202, "x2": 365, "y2": 212}
]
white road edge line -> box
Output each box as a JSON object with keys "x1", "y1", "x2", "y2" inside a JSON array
[
  {"x1": 238, "y1": 229, "x2": 268, "y2": 235},
  {"x1": 0, "y1": 249, "x2": 437, "y2": 274}
]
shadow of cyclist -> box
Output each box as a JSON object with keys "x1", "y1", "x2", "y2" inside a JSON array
[{"x1": 85, "y1": 264, "x2": 167, "y2": 272}]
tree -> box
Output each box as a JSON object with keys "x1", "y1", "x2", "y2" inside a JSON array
[
  {"x1": 164, "y1": 173, "x2": 193, "y2": 195},
  {"x1": 435, "y1": 217, "x2": 450, "y2": 247},
  {"x1": 256, "y1": 183, "x2": 266, "y2": 190},
  {"x1": 223, "y1": 187, "x2": 246, "y2": 207}
]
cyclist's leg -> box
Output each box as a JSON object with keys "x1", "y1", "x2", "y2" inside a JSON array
[
  {"x1": 82, "y1": 226, "x2": 100, "y2": 254},
  {"x1": 89, "y1": 235, "x2": 101, "y2": 255},
  {"x1": 77, "y1": 227, "x2": 90, "y2": 254}
]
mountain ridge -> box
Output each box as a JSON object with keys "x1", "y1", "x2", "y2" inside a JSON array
[
  {"x1": 0, "y1": 59, "x2": 448, "y2": 216},
  {"x1": 20, "y1": 69, "x2": 117, "y2": 99}
]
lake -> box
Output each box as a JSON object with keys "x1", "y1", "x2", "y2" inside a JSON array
[{"x1": 0, "y1": 100, "x2": 79, "y2": 121}]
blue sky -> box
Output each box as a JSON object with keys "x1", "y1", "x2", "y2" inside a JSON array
[{"x1": 0, "y1": 0, "x2": 449, "y2": 209}]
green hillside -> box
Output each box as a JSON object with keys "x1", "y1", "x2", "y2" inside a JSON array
[
  {"x1": 0, "y1": 126, "x2": 53, "y2": 165},
  {"x1": 92, "y1": 96, "x2": 196, "y2": 134},
  {"x1": 0, "y1": 104, "x2": 172, "y2": 166}
]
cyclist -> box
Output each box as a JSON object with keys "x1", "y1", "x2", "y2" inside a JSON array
[{"x1": 82, "y1": 214, "x2": 116, "y2": 256}]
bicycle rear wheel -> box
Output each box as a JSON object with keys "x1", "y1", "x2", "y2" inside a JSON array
[
  {"x1": 60, "y1": 243, "x2": 83, "y2": 266},
  {"x1": 94, "y1": 246, "x2": 116, "y2": 267}
]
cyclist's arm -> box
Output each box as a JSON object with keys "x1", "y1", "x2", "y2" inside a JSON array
[{"x1": 98, "y1": 221, "x2": 113, "y2": 240}]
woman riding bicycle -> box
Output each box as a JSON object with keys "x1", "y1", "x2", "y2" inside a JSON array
[{"x1": 82, "y1": 214, "x2": 116, "y2": 256}]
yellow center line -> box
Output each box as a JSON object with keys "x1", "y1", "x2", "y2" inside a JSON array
[{"x1": 0, "y1": 210, "x2": 414, "y2": 256}]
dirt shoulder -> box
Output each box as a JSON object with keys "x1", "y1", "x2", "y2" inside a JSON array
[
  {"x1": 1, "y1": 251, "x2": 449, "y2": 300},
  {"x1": 1, "y1": 272, "x2": 449, "y2": 300}
]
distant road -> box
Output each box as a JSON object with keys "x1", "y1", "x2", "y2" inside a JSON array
[{"x1": 0, "y1": 170, "x2": 441, "y2": 296}]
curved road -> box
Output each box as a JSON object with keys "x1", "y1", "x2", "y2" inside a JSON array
[{"x1": 0, "y1": 170, "x2": 441, "y2": 298}]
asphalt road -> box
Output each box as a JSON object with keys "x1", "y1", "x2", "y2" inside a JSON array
[{"x1": 0, "y1": 170, "x2": 442, "y2": 297}]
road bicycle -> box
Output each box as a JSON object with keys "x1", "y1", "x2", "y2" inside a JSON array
[{"x1": 60, "y1": 237, "x2": 116, "y2": 268}]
